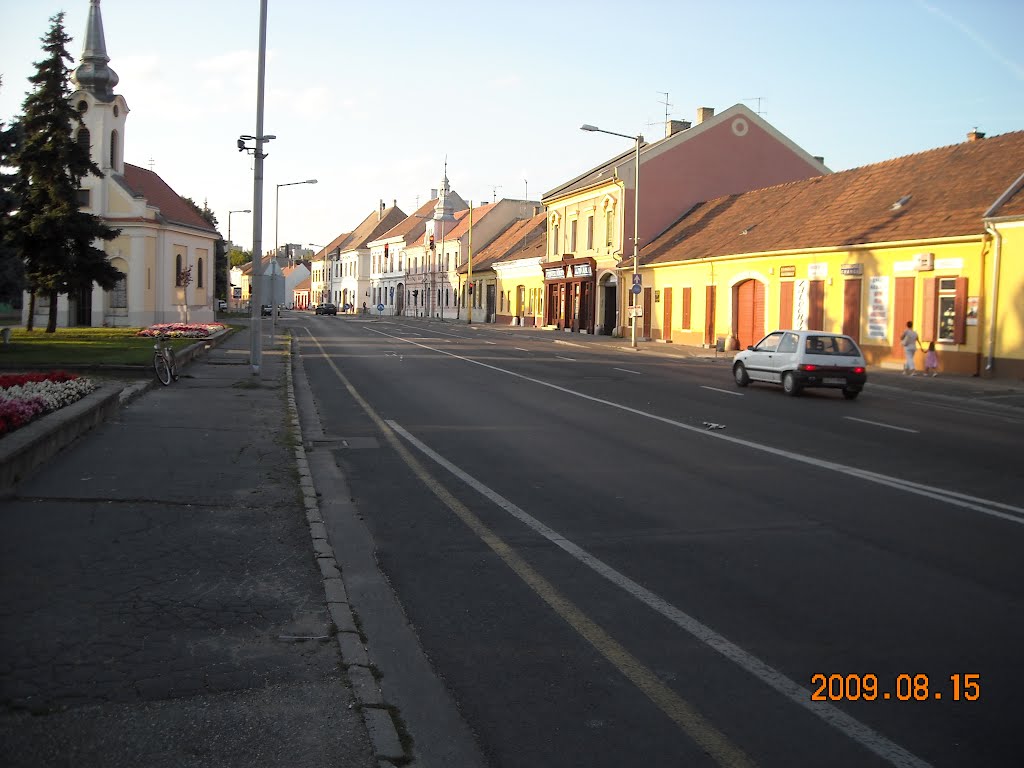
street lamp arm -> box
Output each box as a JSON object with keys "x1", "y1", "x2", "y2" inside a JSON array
[{"x1": 580, "y1": 124, "x2": 641, "y2": 142}]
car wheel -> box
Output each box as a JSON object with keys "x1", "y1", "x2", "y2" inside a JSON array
[
  {"x1": 842, "y1": 388, "x2": 860, "y2": 400},
  {"x1": 782, "y1": 371, "x2": 801, "y2": 396},
  {"x1": 733, "y1": 362, "x2": 750, "y2": 387}
]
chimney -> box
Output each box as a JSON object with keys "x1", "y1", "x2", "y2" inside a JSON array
[
  {"x1": 666, "y1": 119, "x2": 691, "y2": 138},
  {"x1": 813, "y1": 156, "x2": 825, "y2": 165},
  {"x1": 430, "y1": 188, "x2": 438, "y2": 199},
  {"x1": 696, "y1": 106, "x2": 715, "y2": 125},
  {"x1": 393, "y1": 199, "x2": 397, "y2": 209},
  {"x1": 967, "y1": 128, "x2": 986, "y2": 142}
]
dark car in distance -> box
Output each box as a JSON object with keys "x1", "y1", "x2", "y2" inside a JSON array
[
  {"x1": 315, "y1": 303, "x2": 337, "y2": 315},
  {"x1": 260, "y1": 304, "x2": 272, "y2": 316}
]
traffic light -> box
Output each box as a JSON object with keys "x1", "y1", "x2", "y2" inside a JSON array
[{"x1": 429, "y1": 234, "x2": 435, "y2": 250}]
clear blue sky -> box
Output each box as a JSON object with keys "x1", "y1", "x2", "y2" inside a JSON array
[{"x1": 2, "y1": 0, "x2": 1022, "y2": 253}]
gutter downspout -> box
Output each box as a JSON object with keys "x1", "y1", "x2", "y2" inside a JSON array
[
  {"x1": 981, "y1": 169, "x2": 1024, "y2": 373},
  {"x1": 982, "y1": 220, "x2": 1000, "y2": 372}
]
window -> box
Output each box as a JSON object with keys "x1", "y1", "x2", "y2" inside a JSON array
[
  {"x1": 586, "y1": 216, "x2": 594, "y2": 250},
  {"x1": 110, "y1": 277, "x2": 127, "y2": 308},
  {"x1": 777, "y1": 332, "x2": 799, "y2": 353},
  {"x1": 755, "y1": 332, "x2": 784, "y2": 352},
  {"x1": 109, "y1": 130, "x2": 118, "y2": 168},
  {"x1": 937, "y1": 277, "x2": 962, "y2": 343},
  {"x1": 569, "y1": 219, "x2": 578, "y2": 252},
  {"x1": 77, "y1": 188, "x2": 90, "y2": 207},
  {"x1": 197, "y1": 258, "x2": 204, "y2": 288},
  {"x1": 606, "y1": 209, "x2": 615, "y2": 247},
  {"x1": 552, "y1": 223, "x2": 559, "y2": 256},
  {"x1": 175, "y1": 254, "x2": 183, "y2": 286},
  {"x1": 77, "y1": 127, "x2": 91, "y2": 155}
]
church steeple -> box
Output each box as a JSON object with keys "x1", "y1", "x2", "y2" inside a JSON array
[
  {"x1": 73, "y1": 0, "x2": 119, "y2": 102},
  {"x1": 433, "y1": 159, "x2": 457, "y2": 223}
]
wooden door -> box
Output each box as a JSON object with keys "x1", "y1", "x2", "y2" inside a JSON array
[
  {"x1": 705, "y1": 286, "x2": 717, "y2": 346},
  {"x1": 842, "y1": 279, "x2": 862, "y2": 342},
  {"x1": 892, "y1": 277, "x2": 915, "y2": 358},
  {"x1": 779, "y1": 281, "x2": 794, "y2": 329},
  {"x1": 643, "y1": 288, "x2": 653, "y2": 338},
  {"x1": 808, "y1": 280, "x2": 825, "y2": 330},
  {"x1": 734, "y1": 279, "x2": 765, "y2": 349}
]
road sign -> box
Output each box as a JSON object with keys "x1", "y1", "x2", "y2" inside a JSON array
[
  {"x1": 631, "y1": 283, "x2": 642, "y2": 296},
  {"x1": 632, "y1": 274, "x2": 642, "y2": 287},
  {"x1": 628, "y1": 306, "x2": 643, "y2": 318},
  {"x1": 377, "y1": 303, "x2": 385, "y2": 314}
]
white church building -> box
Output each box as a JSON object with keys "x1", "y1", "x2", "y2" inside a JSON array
[{"x1": 24, "y1": 0, "x2": 219, "y2": 328}]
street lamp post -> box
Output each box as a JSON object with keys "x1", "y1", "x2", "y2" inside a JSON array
[
  {"x1": 581, "y1": 124, "x2": 643, "y2": 349},
  {"x1": 227, "y1": 209, "x2": 250, "y2": 310},
  {"x1": 275, "y1": 179, "x2": 317, "y2": 265}
]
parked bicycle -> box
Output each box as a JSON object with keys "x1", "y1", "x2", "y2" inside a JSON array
[{"x1": 153, "y1": 332, "x2": 179, "y2": 385}]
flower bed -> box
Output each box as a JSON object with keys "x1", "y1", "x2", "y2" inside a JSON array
[
  {"x1": 0, "y1": 372, "x2": 97, "y2": 437},
  {"x1": 136, "y1": 322, "x2": 226, "y2": 339}
]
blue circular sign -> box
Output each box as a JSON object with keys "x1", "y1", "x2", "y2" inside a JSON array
[
  {"x1": 631, "y1": 284, "x2": 642, "y2": 295},
  {"x1": 376, "y1": 303, "x2": 385, "y2": 312}
]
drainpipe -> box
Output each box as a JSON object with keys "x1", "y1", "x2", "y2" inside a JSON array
[{"x1": 983, "y1": 220, "x2": 1001, "y2": 372}]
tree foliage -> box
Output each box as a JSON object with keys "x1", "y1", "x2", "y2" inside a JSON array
[{"x1": 8, "y1": 13, "x2": 121, "y2": 332}]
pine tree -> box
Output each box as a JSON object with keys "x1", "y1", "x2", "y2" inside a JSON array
[
  {"x1": 0, "y1": 77, "x2": 26, "y2": 308},
  {"x1": 9, "y1": 12, "x2": 121, "y2": 332}
]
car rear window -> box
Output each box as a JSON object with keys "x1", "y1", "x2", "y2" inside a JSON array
[{"x1": 805, "y1": 335, "x2": 861, "y2": 355}]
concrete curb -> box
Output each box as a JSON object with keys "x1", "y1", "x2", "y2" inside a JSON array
[{"x1": 282, "y1": 336, "x2": 408, "y2": 766}]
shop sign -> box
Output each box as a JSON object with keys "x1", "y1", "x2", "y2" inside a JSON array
[
  {"x1": 779, "y1": 265, "x2": 796, "y2": 278},
  {"x1": 808, "y1": 263, "x2": 828, "y2": 280},
  {"x1": 544, "y1": 266, "x2": 565, "y2": 280},
  {"x1": 840, "y1": 264, "x2": 864, "y2": 276},
  {"x1": 571, "y1": 263, "x2": 593, "y2": 277}
]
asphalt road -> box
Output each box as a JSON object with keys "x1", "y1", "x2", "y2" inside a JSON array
[{"x1": 293, "y1": 313, "x2": 1024, "y2": 768}]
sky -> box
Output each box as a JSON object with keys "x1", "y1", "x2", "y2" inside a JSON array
[{"x1": 1, "y1": 0, "x2": 1023, "y2": 254}]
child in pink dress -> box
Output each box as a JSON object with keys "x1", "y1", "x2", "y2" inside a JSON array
[{"x1": 924, "y1": 341, "x2": 939, "y2": 376}]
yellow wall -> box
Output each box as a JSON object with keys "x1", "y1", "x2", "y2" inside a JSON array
[
  {"x1": 643, "y1": 235, "x2": 1005, "y2": 374},
  {"x1": 990, "y1": 221, "x2": 1024, "y2": 375}
]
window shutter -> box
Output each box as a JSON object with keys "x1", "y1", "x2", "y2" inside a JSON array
[
  {"x1": 921, "y1": 278, "x2": 936, "y2": 343},
  {"x1": 954, "y1": 277, "x2": 968, "y2": 344},
  {"x1": 682, "y1": 287, "x2": 691, "y2": 329}
]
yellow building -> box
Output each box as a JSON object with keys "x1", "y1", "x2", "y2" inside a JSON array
[{"x1": 637, "y1": 130, "x2": 1024, "y2": 377}]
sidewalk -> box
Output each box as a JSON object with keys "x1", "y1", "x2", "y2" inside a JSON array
[{"x1": 0, "y1": 324, "x2": 398, "y2": 768}]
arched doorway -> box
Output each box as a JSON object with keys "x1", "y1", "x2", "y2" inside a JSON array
[{"x1": 733, "y1": 278, "x2": 766, "y2": 349}]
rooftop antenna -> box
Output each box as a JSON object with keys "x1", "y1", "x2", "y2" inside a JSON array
[
  {"x1": 658, "y1": 91, "x2": 673, "y2": 123},
  {"x1": 743, "y1": 97, "x2": 766, "y2": 116},
  {"x1": 489, "y1": 184, "x2": 503, "y2": 203},
  {"x1": 147, "y1": 156, "x2": 155, "y2": 172}
]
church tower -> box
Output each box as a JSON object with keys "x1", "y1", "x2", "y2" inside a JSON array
[{"x1": 70, "y1": 0, "x2": 128, "y2": 182}]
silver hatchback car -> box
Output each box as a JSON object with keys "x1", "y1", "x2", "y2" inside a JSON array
[{"x1": 732, "y1": 330, "x2": 867, "y2": 399}]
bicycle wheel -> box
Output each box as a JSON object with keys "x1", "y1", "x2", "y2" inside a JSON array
[
  {"x1": 168, "y1": 348, "x2": 179, "y2": 381},
  {"x1": 154, "y1": 350, "x2": 172, "y2": 385}
]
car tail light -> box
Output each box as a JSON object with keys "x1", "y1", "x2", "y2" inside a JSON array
[
  {"x1": 798, "y1": 364, "x2": 817, "y2": 372},
  {"x1": 853, "y1": 366, "x2": 865, "y2": 374}
]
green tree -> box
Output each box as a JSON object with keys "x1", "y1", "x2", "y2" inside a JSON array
[
  {"x1": 229, "y1": 248, "x2": 252, "y2": 268},
  {"x1": 0, "y1": 77, "x2": 26, "y2": 309},
  {"x1": 9, "y1": 12, "x2": 121, "y2": 332}
]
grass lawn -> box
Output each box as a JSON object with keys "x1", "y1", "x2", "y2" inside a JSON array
[{"x1": 0, "y1": 327, "x2": 196, "y2": 367}]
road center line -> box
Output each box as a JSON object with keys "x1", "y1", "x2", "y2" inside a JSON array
[
  {"x1": 555, "y1": 355, "x2": 575, "y2": 361},
  {"x1": 515, "y1": 348, "x2": 530, "y2": 352},
  {"x1": 702, "y1": 385, "x2": 744, "y2": 397},
  {"x1": 388, "y1": 419, "x2": 931, "y2": 768},
  {"x1": 844, "y1": 417, "x2": 919, "y2": 433},
  {"x1": 614, "y1": 367, "x2": 642, "y2": 375}
]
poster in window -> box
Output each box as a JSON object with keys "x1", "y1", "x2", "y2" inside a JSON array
[
  {"x1": 966, "y1": 296, "x2": 979, "y2": 326},
  {"x1": 867, "y1": 276, "x2": 888, "y2": 339},
  {"x1": 938, "y1": 296, "x2": 956, "y2": 341}
]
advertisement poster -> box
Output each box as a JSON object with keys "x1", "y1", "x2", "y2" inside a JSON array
[
  {"x1": 867, "y1": 276, "x2": 889, "y2": 339},
  {"x1": 967, "y1": 296, "x2": 979, "y2": 326},
  {"x1": 793, "y1": 280, "x2": 808, "y2": 330}
]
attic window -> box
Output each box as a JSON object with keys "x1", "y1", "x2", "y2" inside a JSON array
[
  {"x1": 890, "y1": 194, "x2": 912, "y2": 211},
  {"x1": 740, "y1": 225, "x2": 756, "y2": 235}
]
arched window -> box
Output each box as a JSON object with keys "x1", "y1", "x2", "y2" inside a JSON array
[
  {"x1": 77, "y1": 127, "x2": 91, "y2": 156},
  {"x1": 197, "y1": 258, "x2": 204, "y2": 288},
  {"x1": 109, "y1": 130, "x2": 118, "y2": 169},
  {"x1": 175, "y1": 254, "x2": 183, "y2": 286}
]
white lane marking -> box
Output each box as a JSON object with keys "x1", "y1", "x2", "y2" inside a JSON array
[
  {"x1": 556, "y1": 355, "x2": 576, "y2": 361},
  {"x1": 387, "y1": 420, "x2": 932, "y2": 768},
  {"x1": 702, "y1": 385, "x2": 744, "y2": 397},
  {"x1": 366, "y1": 327, "x2": 1024, "y2": 526},
  {"x1": 844, "y1": 417, "x2": 919, "y2": 434},
  {"x1": 615, "y1": 368, "x2": 642, "y2": 375},
  {"x1": 515, "y1": 348, "x2": 530, "y2": 352},
  {"x1": 483, "y1": 340, "x2": 497, "y2": 345},
  {"x1": 553, "y1": 339, "x2": 583, "y2": 348}
]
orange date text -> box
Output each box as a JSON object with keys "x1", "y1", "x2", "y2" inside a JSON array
[{"x1": 810, "y1": 673, "x2": 980, "y2": 702}]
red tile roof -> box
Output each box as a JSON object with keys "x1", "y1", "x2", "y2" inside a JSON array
[
  {"x1": 643, "y1": 131, "x2": 1024, "y2": 265},
  {"x1": 373, "y1": 198, "x2": 440, "y2": 245},
  {"x1": 339, "y1": 204, "x2": 408, "y2": 252},
  {"x1": 120, "y1": 164, "x2": 218, "y2": 233}
]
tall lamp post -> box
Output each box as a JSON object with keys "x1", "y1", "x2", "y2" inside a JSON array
[
  {"x1": 227, "y1": 209, "x2": 250, "y2": 310},
  {"x1": 275, "y1": 178, "x2": 317, "y2": 265},
  {"x1": 581, "y1": 124, "x2": 643, "y2": 349}
]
